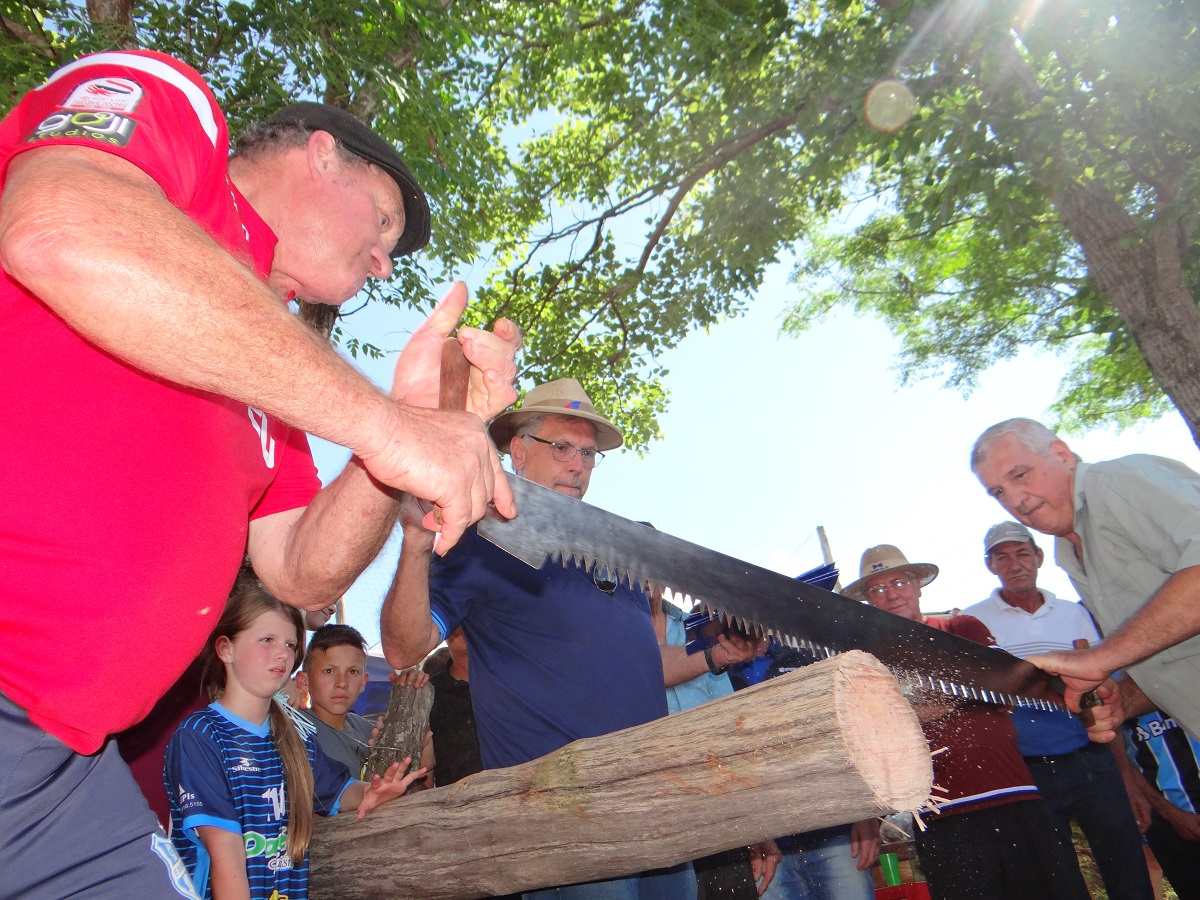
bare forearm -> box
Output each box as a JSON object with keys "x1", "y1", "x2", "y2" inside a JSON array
[
  {"x1": 250, "y1": 458, "x2": 402, "y2": 607},
  {"x1": 1, "y1": 148, "x2": 394, "y2": 457},
  {"x1": 1125, "y1": 757, "x2": 1181, "y2": 821},
  {"x1": 198, "y1": 827, "x2": 251, "y2": 900},
  {"x1": 1116, "y1": 673, "x2": 1157, "y2": 719},
  {"x1": 660, "y1": 644, "x2": 711, "y2": 687},
  {"x1": 381, "y1": 526, "x2": 441, "y2": 669},
  {"x1": 1093, "y1": 566, "x2": 1200, "y2": 673},
  {"x1": 337, "y1": 781, "x2": 367, "y2": 813}
]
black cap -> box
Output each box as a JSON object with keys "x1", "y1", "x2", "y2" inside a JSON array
[{"x1": 263, "y1": 102, "x2": 431, "y2": 259}]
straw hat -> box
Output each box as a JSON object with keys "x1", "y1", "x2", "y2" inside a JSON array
[
  {"x1": 488, "y1": 378, "x2": 623, "y2": 452},
  {"x1": 841, "y1": 545, "x2": 939, "y2": 602}
]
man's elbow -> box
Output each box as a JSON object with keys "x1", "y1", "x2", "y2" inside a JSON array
[
  {"x1": 0, "y1": 203, "x2": 73, "y2": 291},
  {"x1": 254, "y1": 565, "x2": 346, "y2": 613},
  {"x1": 0, "y1": 156, "x2": 98, "y2": 290},
  {"x1": 381, "y1": 627, "x2": 436, "y2": 671},
  {"x1": 383, "y1": 644, "x2": 426, "y2": 671}
]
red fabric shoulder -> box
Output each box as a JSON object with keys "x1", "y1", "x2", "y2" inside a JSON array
[{"x1": 1, "y1": 50, "x2": 227, "y2": 210}]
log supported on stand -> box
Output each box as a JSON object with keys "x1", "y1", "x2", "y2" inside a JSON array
[
  {"x1": 310, "y1": 650, "x2": 931, "y2": 900},
  {"x1": 364, "y1": 678, "x2": 433, "y2": 780}
]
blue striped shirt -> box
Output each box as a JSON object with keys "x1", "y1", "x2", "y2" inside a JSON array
[
  {"x1": 1126, "y1": 712, "x2": 1200, "y2": 814},
  {"x1": 165, "y1": 702, "x2": 354, "y2": 900}
]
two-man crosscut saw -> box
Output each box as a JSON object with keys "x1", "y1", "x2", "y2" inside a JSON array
[{"x1": 478, "y1": 473, "x2": 1066, "y2": 710}]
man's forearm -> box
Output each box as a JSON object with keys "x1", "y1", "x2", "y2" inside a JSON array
[
  {"x1": 1094, "y1": 566, "x2": 1200, "y2": 674},
  {"x1": 381, "y1": 525, "x2": 441, "y2": 669},
  {"x1": 1110, "y1": 673, "x2": 1156, "y2": 720},
  {"x1": 660, "y1": 644, "x2": 713, "y2": 687},
  {"x1": 1125, "y1": 755, "x2": 1181, "y2": 821},
  {"x1": 249, "y1": 458, "x2": 402, "y2": 608},
  {"x1": 660, "y1": 635, "x2": 764, "y2": 687},
  {"x1": 1, "y1": 149, "x2": 396, "y2": 458}
]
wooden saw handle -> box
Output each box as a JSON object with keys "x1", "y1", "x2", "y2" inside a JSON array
[
  {"x1": 439, "y1": 337, "x2": 469, "y2": 411},
  {"x1": 1073, "y1": 638, "x2": 1103, "y2": 726}
]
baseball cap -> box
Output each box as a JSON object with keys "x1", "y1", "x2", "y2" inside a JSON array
[
  {"x1": 984, "y1": 521, "x2": 1035, "y2": 554},
  {"x1": 262, "y1": 102, "x2": 431, "y2": 259}
]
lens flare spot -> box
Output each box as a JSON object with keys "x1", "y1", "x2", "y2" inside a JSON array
[{"x1": 865, "y1": 80, "x2": 916, "y2": 132}]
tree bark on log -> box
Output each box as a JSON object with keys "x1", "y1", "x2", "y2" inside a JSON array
[
  {"x1": 365, "y1": 678, "x2": 433, "y2": 780},
  {"x1": 310, "y1": 650, "x2": 931, "y2": 900}
]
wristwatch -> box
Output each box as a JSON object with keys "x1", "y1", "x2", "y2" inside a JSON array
[{"x1": 704, "y1": 645, "x2": 728, "y2": 676}]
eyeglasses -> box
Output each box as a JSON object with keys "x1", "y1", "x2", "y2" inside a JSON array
[
  {"x1": 865, "y1": 575, "x2": 914, "y2": 598},
  {"x1": 521, "y1": 434, "x2": 605, "y2": 468}
]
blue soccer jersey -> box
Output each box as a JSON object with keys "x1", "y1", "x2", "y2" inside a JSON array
[{"x1": 165, "y1": 702, "x2": 354, "y2": 900}]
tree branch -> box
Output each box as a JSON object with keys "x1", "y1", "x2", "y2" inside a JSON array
[{"x1": 1, "y1": 13, "x2": 57, "y2": 59}]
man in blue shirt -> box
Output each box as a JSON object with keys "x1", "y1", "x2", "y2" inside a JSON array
[{"x1": 381, "y1": 379, "x2": 695, "y2": 900}]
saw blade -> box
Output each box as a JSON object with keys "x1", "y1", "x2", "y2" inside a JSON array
[{"x1": 478, "y1": 473, "x2": 1065, "y2": 710}]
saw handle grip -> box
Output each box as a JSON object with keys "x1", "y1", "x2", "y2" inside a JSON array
[
  {"x1": 1073, "y1": 638, "x2": 1103, "y2": 727},
  {"x1": 440, "y1": 337, "x2": 470, "y2": 411}
]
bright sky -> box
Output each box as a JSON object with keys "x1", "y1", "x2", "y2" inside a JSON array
[{"x1": 311, "y1": 260, "x2": 1200, "y2": 648}]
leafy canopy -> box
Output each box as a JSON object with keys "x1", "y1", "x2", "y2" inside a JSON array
[
  {"x1": 782, "y1": 0, "x2": 1200, "y2": 435},
  {"x1": 5, "y1": 0, "x2": 1195, "y2": 445}
]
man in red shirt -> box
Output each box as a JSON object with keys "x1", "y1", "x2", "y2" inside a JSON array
[
  {"x1": 0, "y1": 51, "x2": 519, "y2": 897},
  {"x1": 842, "y1": 545, "x2": 1075, "y2": 900}
]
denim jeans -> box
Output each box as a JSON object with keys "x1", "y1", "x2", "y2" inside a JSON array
[
  {"x1": 524, "y1": 861, "x2": 697, "y2": 900},
  {"x1": 760, "y1": 827, "x2": 873, "y2": 900},
  {"x1": 1025, "y1": 742, "x2": 1154, "y2": 900}
]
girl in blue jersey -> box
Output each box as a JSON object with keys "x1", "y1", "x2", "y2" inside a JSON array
[{"x1": 165, "y1": 576, "x2": 425, "y2": 900}]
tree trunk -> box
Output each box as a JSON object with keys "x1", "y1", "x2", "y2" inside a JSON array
[
  {"x1": 85, "y1": 0, "x2": 137, "y2": 48},
  {"x1": 975, "y1": 27, "x2": 1200, "y2": 449},
  {"x1": 309, "y1": 650, "x2": 932, "y2": 900},
  {"x1": 1053, "y1": 179, "x2": 1200, "y2": 448},
  {"x1": 365, "y1": 678, "x2": 433, "y2": 780}
]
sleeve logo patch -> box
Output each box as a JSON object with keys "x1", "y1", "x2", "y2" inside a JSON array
[
  {"x1": 29, "y1": 110, "x2": 137, "y2": 147},
  {"x1": 63, "y1": 76, "x2": 144, "y2": 113}
]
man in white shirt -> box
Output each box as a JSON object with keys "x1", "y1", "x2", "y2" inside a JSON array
[{"x1": 964, "y1": 522, "x2": 1152, "y2": 900}]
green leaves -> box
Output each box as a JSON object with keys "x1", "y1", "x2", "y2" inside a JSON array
[
  {"x1": 7, "y1": 0, "x2": 1197, "y2": 446},
  {"x1": 783, "y1": 0, "x2": 1200, "y2": 439}
]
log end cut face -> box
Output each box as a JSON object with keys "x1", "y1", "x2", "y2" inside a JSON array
[{"x1": 835, "y1": 649, "x2": 933, "y2": 813}]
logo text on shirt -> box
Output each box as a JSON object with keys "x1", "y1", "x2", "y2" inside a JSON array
[{"x1": 63, "y1": 77, "x2": 144, "y2": 113}]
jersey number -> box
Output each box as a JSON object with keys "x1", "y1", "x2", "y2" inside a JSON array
[{"x1": 262, "y1": 784, "x2": 287, "y2": 821}]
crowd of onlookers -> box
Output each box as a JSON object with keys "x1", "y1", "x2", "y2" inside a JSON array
[{"x1": 122, "y1": 397, "x2": 1200, "y2": 900}]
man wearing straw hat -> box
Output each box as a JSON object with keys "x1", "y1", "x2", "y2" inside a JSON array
[
  {"x1": 382, "y1": 378, "x2": 708, "y2": 899},
  {"x1": 843, "y1": 545, "x2": 1074, "y2": 900}
]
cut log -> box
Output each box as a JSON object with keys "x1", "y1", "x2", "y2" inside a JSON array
[
  {"x1": 364, "y1": 678, "x2": 433, "y2": 780},
  {"x1": 310, "y1": 650, "x2": 930, "y2": 900}
]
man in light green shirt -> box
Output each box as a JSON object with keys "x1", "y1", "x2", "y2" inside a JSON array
[{"x1": 971, "y1": 417, "x2": 1200, "y2": 742}]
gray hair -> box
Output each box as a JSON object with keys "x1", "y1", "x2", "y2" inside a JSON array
[
  {"x1": 970, "y1": 418, "x2": 1061, "y2": 473},
  {"x1": 515, "y1": 414, "x2": 599, "y2": 441},
  {"x1": 514, "y1": 415, "x2": 546, "y2": 440},
  {"x1": 231, "y1": 121, "x2": 368, "y2": 176}
]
